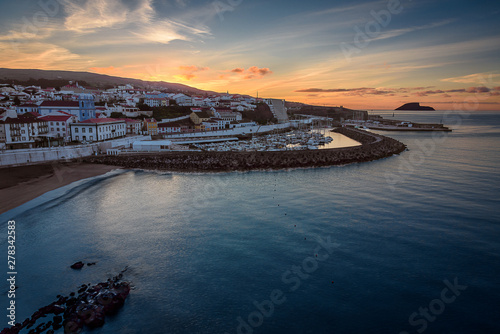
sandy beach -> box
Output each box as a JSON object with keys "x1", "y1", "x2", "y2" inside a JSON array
[{"x1": 0, "y1": 163, "x2": 121, "y2": 215}]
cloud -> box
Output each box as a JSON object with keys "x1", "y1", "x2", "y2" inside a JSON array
[
  {"x1": 445, "y1": 89, "x2": 466, "y2": 93},
  {"x1": 466, "y1": 86, "x2": 490, "y2": 93},
  {"x1": 412, "y1": 89, "x2": 445, "y2": 96},
  {"x1": 295, "y1": 88, "x2": 365, "y2": 93},
  {"x1": 248, "y1": 66, "x2": 273, "y2": 76},
  {"x1": 229, "y1": 66, "x2": 273, "y2": 80},
  {"x1": 175, "y1": 74, "x2": 196, "y2": 81},
  {"x1": 179, "y1": 65, "x2": 209, "y2": 72},
  {"x1": 62, "y1": 0, "x2": 132, "y2": 32},
  {"x1": 174, "y1": 65, "x2": 209, "y2": 81},
  {"x1": 295, "y1": 85, "x2": 500, "y2": 98},
  {"x1": 295, "y1": 87, "x2": 389, "y2": 95},
  {"x1": 441, "y1": 72, "x2": 500, "y2": 84},
  {"x1": 0, "y1": 41, "x2": 90, "y2": 70},
  {"x1": 61, "y1": 0, "x2": 210, "y2": 44},
  {"x1": 371, "y1": 19, "x2": 456, "y2": 42},
  {"x1": 413, "y1": 87, "x2": 496, "y2": 96}
]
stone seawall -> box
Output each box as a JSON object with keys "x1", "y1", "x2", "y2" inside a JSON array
[{"x1": 81, "y1": 128, "x2": 406, "y2": 172}]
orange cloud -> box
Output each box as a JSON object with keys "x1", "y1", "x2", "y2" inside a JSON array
[
  {"x1": 229, "y1": 66, "x2": 273, "y2": 80},
  {"x1": 466, "y1": 86, "x2": 490, "y2": 93},
  {"x1": 175, "y1": 74, "x2": 196, "y2": 81},
  {"x1": 175, "y1": 65, "x2": 209, "y2": 81},
  {"x1": 248, "y1": 66, "x2": 272, "y2": 76},
  {"x1": 179, "y1": 65, "x2": 209, "y2": 72}
]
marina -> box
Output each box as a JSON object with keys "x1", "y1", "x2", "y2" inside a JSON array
[{"x1": 191, "y1": 130, "x2": 335, "y2": 152}]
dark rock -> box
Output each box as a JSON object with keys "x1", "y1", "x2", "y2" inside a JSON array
[
  {"x1": 52, "y1": 305, "x2": 65, "y2": 315},
  {"x1": 395, "y1": 102, "x2": 435, "y2": 111},
  {"x1": 70, "y1": 261, "x2": 84, "y2": 270}
]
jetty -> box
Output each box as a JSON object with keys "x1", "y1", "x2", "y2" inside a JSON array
[{"x1": 81, "y1": 128, "x2": 406, "y2": 172}]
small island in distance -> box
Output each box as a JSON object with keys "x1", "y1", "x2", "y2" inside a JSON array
[{"x1": 395, "y1": 102, "x2": 435, "y2": 111}]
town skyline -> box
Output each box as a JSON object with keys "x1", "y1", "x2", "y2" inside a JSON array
[{"x1": 0, "y1": 0, "x2": 499, "y2": 110}]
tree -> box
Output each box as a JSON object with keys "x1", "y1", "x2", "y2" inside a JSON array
[
  {"x1": 137, "y1": 102, "x2": 149, "y2": 111},
  {"x1": 13, "y1": 96, "x2": 21, "y2": 106},
  {"x1": 241, "y1": 103, "x2": 277, "y2": 125},
  {"x1": 110, "y1": 112, "x2": 126, "y2": 118},
  {"x1": 152, "y1": 105, "x2": 192, "y2": 121}
]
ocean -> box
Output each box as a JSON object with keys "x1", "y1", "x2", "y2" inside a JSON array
[{"x1": 1, "y1": 110, "x2": 500, "y2": 334}]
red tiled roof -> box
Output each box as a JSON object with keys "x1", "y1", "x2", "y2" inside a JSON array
[
  {"x1": 1, "y1": 115, "x2": 46, "y2": 124},
  {"x1": 78, "y1": 118, "x2": 124, "y2": 124},
  {"x1": 26, "y1": 112, "x2": 42, "y2": 117},
  {"x1": 54, "y1": 110, "x2": 74, "y2": 117},
  {"x1": 39, "y1": 115, "x2": 72, "y2": 122},
  {"x1": 40, "y1": 100, "x2": 79, "y2": 107},
  {"x1": 18, "y1": 103, "x2": 38, "y2": 108},
  {"x1": 158, "y1": 119, "x2": 192, "y2": 127}
]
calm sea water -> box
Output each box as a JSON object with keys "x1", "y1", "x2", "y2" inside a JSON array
[{"x1": 1, "y1": 110, "x2": 500, "y2": 334}]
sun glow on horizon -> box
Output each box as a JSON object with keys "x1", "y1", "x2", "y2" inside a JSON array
[{"x1": 0, "y1": 0, "x2": 498, "y2": 110}]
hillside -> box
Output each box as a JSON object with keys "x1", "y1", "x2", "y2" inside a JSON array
[{"x1": 0, "y1": 68, "x2": 218, "y2": 95}]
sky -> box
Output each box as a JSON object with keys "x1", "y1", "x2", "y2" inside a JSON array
[{"x1": 0, "y1": 0, "x2": 499, "y2": 110}]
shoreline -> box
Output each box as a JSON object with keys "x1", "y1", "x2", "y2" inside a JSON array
[
  {"x1": 0, "y1": 163, "x2": 121, "y2": 215},
  {"x1": 0, "y1": 128, "x2": 406, "y2": 215}
]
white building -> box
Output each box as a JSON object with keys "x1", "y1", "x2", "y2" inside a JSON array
[
  {"x1": 16, "y1": 103, "x2": 39, "y2": 114},
  {"x1": 133, "y1": 140, "x2": 172, "y2": 151},
  {"x1": 158, "y1": 122, "x2": 182, "y2": 134},
  {"x1": 70, "y1": 118, "x2": 126, "y2": 142},
  {"x1": 38, "y1": 94, "x2": 96, "y2": 121},
  {"x1": 124, "y1": 119, "x2": 142, "y2": 135},
  {"x1": 144, "y1": 97, "x2": 169, "y2": 108},
  {"x1": 202, "y1": 118, "x2": 230, "y2": 131},
  {"x1": 39, "y1": 114, "x2": 73, "y2": 142},
  {"x1": 172, "y1": 93, "x2": 192, "y2": 106},
  {"x1": 0, "y1": 114, "x2": 49, "y2": 149},
  {"x1": 230, "y1": 120, "x2": 257, "y2": 128},
  {"x1": 211, "y1": 108, "x2": 243, "y2": 121},
  {"x1": 191, "y1": 97, "x2": 205, "y2": 106}
]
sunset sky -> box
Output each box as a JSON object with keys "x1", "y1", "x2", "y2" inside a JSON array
[{"x1": 0, "y1": 0, "x2": 499, "y2": 110}]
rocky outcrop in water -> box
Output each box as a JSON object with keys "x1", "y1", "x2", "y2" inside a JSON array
[
  {"x1": 81, "y1": 128, "x2": 406, "y2": 172},
  {"x1": 395, "y1": 102, "x2": 435, "y2": 111},
  {"x1": 1, "y1": 268, "x2": 130, "y2": 334}
]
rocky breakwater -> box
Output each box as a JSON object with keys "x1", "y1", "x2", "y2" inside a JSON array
[
  {"x1": 82, "y1": 128, "x2": 406, "y2": 171},
  {"x1": 1, "y1": 268, "x2": 130, "y2": 334}
]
